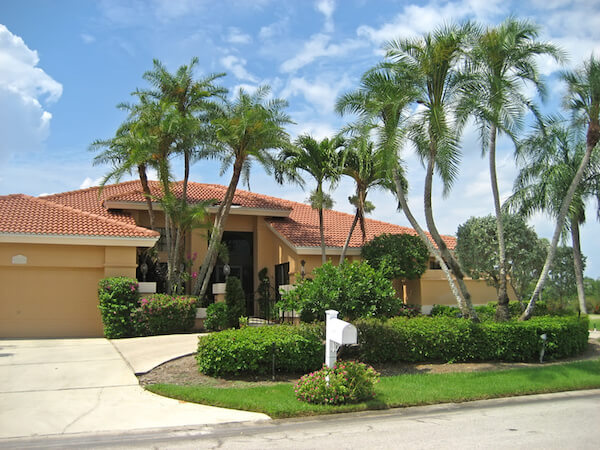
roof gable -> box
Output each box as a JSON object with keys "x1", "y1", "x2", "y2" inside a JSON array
[{"x1": 0, "y1": 194, "x2": 158, "y2": 239}]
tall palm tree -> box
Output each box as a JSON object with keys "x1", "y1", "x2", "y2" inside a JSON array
[
  {"x1": 510, "y1": 117, "x2": 600, "y2": 315},
  {"x1": 520, "y1": 56, "x2": 600, "y2": 320},
  {"x1": 385, "y1": 23, "x2": 478, "y2": 315},
  {"x1": 336, "y1": 58, "x2": 478, "y2": 319},
  {"x1": 338, "y1": 123, "x2": 390, "y2": 263},
  {"x1": 277, "y1": 135, "x2": 345, "y2": 264},
  {"x1": 91, "y1": 117, "x2": 158, "y2": 230},
  {"x1": 139, "y1": 58, "x2": 226, "y2": 291},
  {"x1": 459, "y1": 18, "x2": 564, "y2": 320},
  {"x1": 192, "y1": 86, "x2": 292, "y2": 299}
]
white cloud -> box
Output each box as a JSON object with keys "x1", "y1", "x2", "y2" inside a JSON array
[
  {"x1": 220, "y1": 55, "x2": 258, "y2": 82},
  {"x1": 0, "y1": 25, "x2": 62, "y2": 161},
  {"x1": 287, "y1": 120, "x2": 337, "y2": 141},
  {"x1": 80, "y1": 33, "x2": 95, "y2": 44},
  {"x1": 280, "y1": 33, "x2": 365, "y2": 73},
  {"x1": 315, "y1": 0, "x2": 336, "y2": 33},
  {"x1": 259, "y1": 17, "x2": 290, "y2": 40},
  {"x1": 79, "y1": 176, "x2": 103, "y2": 189},
  {"x1": 226, "y1": 27, "x2": 252, "y2": 44},
  {"x1": 356, "y1": 0, "x2": 505, "y2": 46},
  {"x1": 281, "y1": 75, "x2": 352, "y2": 113}
]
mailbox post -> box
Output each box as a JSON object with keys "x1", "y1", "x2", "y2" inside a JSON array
[{"x1": 325, "y1": 310, "x2": 357, "y2": 368}]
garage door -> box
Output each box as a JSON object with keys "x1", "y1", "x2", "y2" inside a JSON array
[{"x1": 0, "y1": 266, "x2": 105, "y2": 338}]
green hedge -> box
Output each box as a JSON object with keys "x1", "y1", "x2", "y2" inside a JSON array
[
  {"x1": 132, "y1": 294, "x2": 198, "y2": 336},
  {"x1": 98, "y1": 277, "x2": 139, "y2": 338},
  {"x1": 355, "y1": 315, "x2": 589, "y2": 364},
  {"x1": 430, "y1": 301, "x2": 549, "y2": 321},
  {"x1": 196, "y1": 324, "x2": 324, "y2": 377}
]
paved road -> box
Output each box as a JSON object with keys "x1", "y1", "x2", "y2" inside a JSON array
[{"x1": 5, "y1": 389, "x2": 599, "y2": 449}]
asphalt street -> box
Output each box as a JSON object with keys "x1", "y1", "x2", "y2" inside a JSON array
[{"x1": 5, "y1": 389, "x2": 599, "y2": 449}]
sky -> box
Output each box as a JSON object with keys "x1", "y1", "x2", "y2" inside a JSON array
[{"x1": 1, "y1": 0, "x2": 600, "y2": 277}]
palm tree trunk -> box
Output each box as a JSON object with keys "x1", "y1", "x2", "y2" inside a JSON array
[
  {"x1": 193, "y1": 155, "x2": 245, "y2": 299},
  {"x1": 489, "y1": 125, "x2": 510, "y2": 321},
  {"x1": 138, "y1": 164, "x2": 155, "y2": 231},
  {"x1": 319, "y1": 207, "x2": 326, "y2": 264},
  {"x1": 423, "y1": 153, "x2": 477, "y2": 318},
  {"x1": 393, "y1": 169, "x2": 477, "y2": 320},
  {"x1": 521, "y1": 139, "x2": 596, "y2": 320},
  {"x1": 340, "y1": 212, "x2": 359, "y2": 264},
  {"x1": 571, "y1": 219, "x2": 587, "y2": 314},
  {"x1": 171, "y1": 151, "x2": 191, "y2": 293}
]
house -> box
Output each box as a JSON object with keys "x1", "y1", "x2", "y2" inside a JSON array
[{"x1": 0, "y1": 180, "x2": 499, "y2": 338}]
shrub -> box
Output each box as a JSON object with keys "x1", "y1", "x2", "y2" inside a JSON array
[
  {"x1": 226, "y1": 276, "x2": 246, "y2": 328},
  {"x1": 355, "y1": 315, "x2": 589, "y2": 364},
  {"x1": 196, "y1": 324, "x2": 324, "y2": 376},
  {"x1": 361, "y1": 233, "x2": 429, "y2": 280},
  {"x1": 279, "y1": 261, "x2": 400, "y2": 322},
  {"x1": 396, "y1": 304, "x2": 421, "y2": 318},
  {"x1": 430, "y1": 301, "x2": 548, "y2": 320},
  {"x1": 295, "y1": 361, "x2": 380, "y2": 405},
  {"x1": 131, "y1": 294, "x2": 197, "y2": 336},
  {"x1": 430, "y1": 304, "x2": 461, "y2": 318},
  {"x1": 98, "y1": 277, "x2": 139, "y2": 338},
  {"x1": 205, "y1": 302, "x2": 229, "y2": 331}
]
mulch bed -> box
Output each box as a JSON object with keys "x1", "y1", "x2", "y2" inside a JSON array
[{"x1": 138, "y1": 338, "x2": 600, "y2": 388}]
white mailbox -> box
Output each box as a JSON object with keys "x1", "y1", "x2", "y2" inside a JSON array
[{"x1": 325, "y1": 310, "x2": 357, "y2": 368}]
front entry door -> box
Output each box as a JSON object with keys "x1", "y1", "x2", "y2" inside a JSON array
[{"x1": 211, "y1": 231, "x2": 254, "y2": 316}]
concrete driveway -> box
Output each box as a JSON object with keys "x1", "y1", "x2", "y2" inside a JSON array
[{"x1": 0, "y1": 338, "x2": 269, "y2": 440}]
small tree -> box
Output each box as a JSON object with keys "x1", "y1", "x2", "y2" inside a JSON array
[
  {"x1": 278, "y1": 261, "x2": 399, "y2": 322},
  {"x1": 225, "y1": 276, "x2": 246, "y2": 328},
  {"x1": 361, "y1": 233, "x2": 429, "y2": 280},
  {"x1": 544, "y1": 246, "x2": 585, "y2": 310},
  {"x1": 456, "y1": 214, "x2": 546, "y2": 311}
]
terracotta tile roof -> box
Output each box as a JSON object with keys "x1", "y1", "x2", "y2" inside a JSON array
[
  {"x1": 103, "y1": 181, "x2": 291, "y2": 211},
  {"x1": 30, "y1": 180, "x2": 456, "y2": 249},
  {"x1": 0, "y1": 194, "x2": 159, "y2": 238},
  {"x1": 266, "y1": 199, "x2": 457, "y2": 250}
]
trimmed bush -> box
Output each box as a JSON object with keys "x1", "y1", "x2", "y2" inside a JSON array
[
  {"x1": 98, "y1": 277, "x2": 139, "y2": 338},
  {"x1": 355, "y1": 315, "x2": 589, "y2": 364},
  {"x1": 205, "y1": 302, "x2": 229, "y2": 331},
  {"x1": 196, "y1": 324, "x2": 324, "y2": 376},
  {"x1": 295, "y1": 361, "x2": 380, "y2": 405},
  {"x1": 279, "y1": 261, "x2": 400, "y2": 322},
  {"x1": 225, "y1": 276, "x2": 246, "y2": 328},
  {"x1": 131, "y1": 294, "x2": 197, "y2": 336},
  {"x1": 430, "y1": 301, "x2": 548, "y2": 320}
]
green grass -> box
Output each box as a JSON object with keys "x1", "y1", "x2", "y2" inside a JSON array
[
  {"x1": 588, "y1": 314, "x2": 600, "y2": 330},
  {"x1": 147, "y1": 359, "x2": 600, "y2": 418}
]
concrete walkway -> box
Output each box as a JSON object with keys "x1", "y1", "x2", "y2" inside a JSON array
[
  {"x1": 0, "y1": 338, "x2": 269, "y2": 440},
  {"x1": 111, "y1": 333, "x2": 207, "y2": 374}
]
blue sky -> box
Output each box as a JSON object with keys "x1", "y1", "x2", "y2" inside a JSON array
[{"x1": 1, "y1": 0, "x2": 600, "y2": 277}]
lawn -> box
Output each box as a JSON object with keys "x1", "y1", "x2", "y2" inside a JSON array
[{"x1": 147, "y1": 358, "x2": 600, "y2": 418}]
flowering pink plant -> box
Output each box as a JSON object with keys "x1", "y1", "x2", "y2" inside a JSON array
[{"x1": 295, "y1": 361, "x2": 380, "y2": 405}]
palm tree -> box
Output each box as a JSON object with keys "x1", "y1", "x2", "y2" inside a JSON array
[
  {"x1": 91, "y1": 118, "x2": 158, "y2": 230},
  {"x1": 139, "y1": 58, "x2": 226, "y2": 291},
  {"x1": 277, "y1": 135, "x2": 345, "y2": 264},
  {"x1": 385, "y1": 23, "x2": 478, "y2": 315},
  {"x1": 509, "y1": 117, "x2": 600, "y2": 315},
  {"x1": 459, "y1": 18, "x2": 564, "y2": 320},
  {"x1": 336, "y1": 57, "x2": 478, "y2": 319},
  {"x1": 520, "y1": 56, "x2": 600, "y2": 320},
  {"x1": 192, "y1": 86, "x2": 292, "y2": 299},
  {"x1": 338, "y1": 123, "x2": 390, "y2": 263}
]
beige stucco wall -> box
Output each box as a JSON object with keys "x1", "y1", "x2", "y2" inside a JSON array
[{"x1": 0, "y1": 242, "x2": 137, "y2": 338}]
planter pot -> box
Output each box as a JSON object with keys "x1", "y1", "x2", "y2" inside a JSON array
[
  {"x1": 138, "y1": 282, "x2": 157, "y2": 294},
  {"x1": 212, "y1": 283, "x2": 226, "y2": 295}
]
